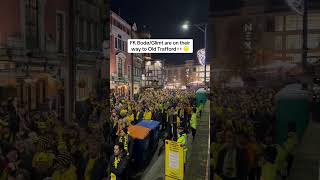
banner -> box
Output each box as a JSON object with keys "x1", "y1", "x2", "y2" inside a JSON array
[
  {"x1": 165, "y1": 140, "x2": 184, "y2": 180},
  {"x1": 197, "y1": 48, "x2": 206, "y2": 66}
]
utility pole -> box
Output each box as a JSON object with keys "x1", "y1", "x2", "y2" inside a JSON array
[{"x1": 204, "y1": 24, "x2": 207, "y2": 86}]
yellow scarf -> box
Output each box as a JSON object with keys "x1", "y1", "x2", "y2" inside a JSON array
[
  {"x1": 111, "y1": 156, "x2": 121, "y2": 180},
  {"x1": 119, "y1": 135, "x2": 128, "y2": 153},
  {"x1": 84, "y1": 158, "x2": 96, "y2": 180},
  {"x1": 126, "y1": 114, "x2": 134, "y2": 125}
]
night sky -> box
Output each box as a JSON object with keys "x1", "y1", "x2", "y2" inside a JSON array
[{"x1": 111, "y1": 0, "x2": 209, "y2": 65}]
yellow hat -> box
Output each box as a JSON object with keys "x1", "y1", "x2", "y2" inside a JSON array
[
  {"x1": 58, "y1": 141, "x2": 68, "y2": 153},
  {"x1": 37, "y1": 121, "x2": 48, "y2": 129},
  {"x1": 0, "y1": 119, "x2": 8, "y2": 127},
  {"x1": 33, "y1": 152, "x2": 54, "y2": 168}
]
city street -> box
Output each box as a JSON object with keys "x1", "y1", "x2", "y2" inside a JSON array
[{"x1": 1, "y1": 0, "x2": 320, "y2": 180}]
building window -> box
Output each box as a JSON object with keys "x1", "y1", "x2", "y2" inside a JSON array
[
  {"x1": 285, "y1": 15, "x2": 302, "y2": 31},
  {"x1": 309, "y1": 14, "x2": 320, "y2": 30},
  {"x1": 308, "y1": 34, "x2": 320, "y2": 49},
  {"x1": 94, "y1": 23, "x2": 98, "y2": 49},
  {"x1": 56, "y1": 13, "x2": 65, "y2": 53},
  {"x1": 87, "y1": 22, "x2": 91, "y2": 49},
  {"x1": 275, "y1": 16, "x2": 284, "y2": 32},
  {"x1": 118, "y1": 38, "x2": 122, "y2": 50},
  {"x1": 79, "y1": 18, "x2": 84, "y2": 48},
  {"x1": 26, "y1": 0, "x2": 39, "y2": 49},
  {"x1": 275, "y1": 36, "x2": 283, "y2": 50},
  {"x1": 115, "y1": 35, "x2": 125, "y2": 51},
  {"x1": 286, "y1": 53, "x2": 301, "y2": 63},
  {"x1": 84, "y1": 20, "x2": 87, "y2": 46},
  {"x1": 286, "y1": 35, "x2": 302, "y2": 49},
  {"x1": 117, "y1": 58, "x2": 123, "y2": 78}
]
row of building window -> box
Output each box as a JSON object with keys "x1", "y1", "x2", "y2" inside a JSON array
[
  {"x1": 275, "y1": 14, "x2": 320, "y2": 31},
  {"x1": 127, "y1": 67, "x2": 142, "y2": 77},
  {"x1": 114, "y1": 36, "x2": 126, "y2": 51},
  {"x1": 78, "y1": 18, "x2": 100, "y2": 50},
  {"x1": 111, "y1": 17, "x2": 131, "y2": 35},
  {"x1": 24, "y1": 0, "x2": 100, "y2": 52},
  {"x1": 275, "y1": 34, "x2": 320, "y2": 50},
  {"x1": 144, "y1": 81, "x2": 163, "y2": 86},
  {"x1": 167, "y1": 66, "x2": 210, "y2": 75},
  {"x1": 134, "y1": 67, "x2": 141, "y2": 77},
  {"x1": 275, "y1": 52, "x2": 320, "y2": 63}
]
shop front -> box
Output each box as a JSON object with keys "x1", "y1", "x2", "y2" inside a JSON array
[{"x1": 111, "y1": 81, "x2": 129, "y2": 97}]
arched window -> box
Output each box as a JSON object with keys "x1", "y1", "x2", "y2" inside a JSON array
[{"x1": 116, "y1": 53, "x2": 126, "y2": 78}]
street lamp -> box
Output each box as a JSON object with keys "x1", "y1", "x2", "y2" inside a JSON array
[
  {"x1": 130, "y1": 23, "x2": 137, "y2": 101},
  {"x1": 182, "y1": 24, "x2": 189, "y2": 31},
  {"x1": 181, "y1": 21, "x2": 208, "y2": 85}
]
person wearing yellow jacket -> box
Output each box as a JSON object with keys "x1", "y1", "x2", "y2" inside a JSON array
[
  {"x1": 143, "y1": 108, "x2": 152, "y2": 120},
  {"x1": 52, "y1": 152, "x2": 77, "y2": 180},
  {"x1": 125, "y1": 110, "x2": 134, "y2": 126},
  {"x1": 190, "y1": 108, "x2": 198, "y2": 141},
  {"x1": 283, "y1": 131, "x2": 298, "y2": 176},
  {"x1": 120, "y1": 109, "x2": 127, "y2": 118},
  {"x1": 177, "y1": 127, "x2": 188, "y2": 164},
  {"x1": 261, "y1": 146, "x2": 279, "y2": 180},
  {"x1": 32, "y1": 136, "x2": 55, "y2": 178},
  {"x1": 197, "y1": 101, "x2": 204, "y2": 116},
  {"x1": 211, "y1": 133, "x2": 223, "y2": 180}
]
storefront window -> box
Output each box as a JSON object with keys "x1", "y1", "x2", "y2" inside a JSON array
[
  {"x1": 285, "y1": 15, "x2": 302, "y2": 31},
  {"x1": 309, "y1": 14, "x2": 320, "y2": 30},
  {"x1": 308, "y1": 34, "x2": 320, "y2": 49},
  {"x1": 275, "y1": 16, "x2": 284, "y2": 32},
  {"x1": 275, "y1": 36, "x2": 283, "y2": 50},
  {"x1": 286, "y1": 35, "x2": 302, "y2": 49}
]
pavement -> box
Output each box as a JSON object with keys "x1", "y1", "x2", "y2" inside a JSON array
[
  {"x1": 185, "y1": 102, "x2": 210, "y2": 180},
  {"x1": 141, "y1": 101, "x2": 210, "y2": 180},
  {"x1": 289, "y1": 119, "x2": 320, "y2": 180},
  {"x1": 140, "y1": 131, "x2": 194, "y2": 180}
]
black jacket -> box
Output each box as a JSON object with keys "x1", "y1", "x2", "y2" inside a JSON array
[
  {"x1": 216, "y1": 146, "x2": 249, "y2": 180},
  {"x1": 109, "y1": 154, "x2": 128, "y2": 180}
]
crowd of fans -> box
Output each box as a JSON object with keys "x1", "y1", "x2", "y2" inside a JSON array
[
  {"x1": 0, "y1": 89, "x2": 201, "y2": 180},
  {"x1": 210, "y1": 87, "x2": 298, "y2": 180}
]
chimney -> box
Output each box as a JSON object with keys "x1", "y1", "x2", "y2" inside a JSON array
[{"x1": 118, "y1": 8, "x2": 121, "y2": 16}]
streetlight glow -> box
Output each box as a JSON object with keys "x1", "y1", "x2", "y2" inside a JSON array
[
  {"x1": 182, "y1": 24, "x2": 189, "y2": 30},
  {"x1": 181, "y1": 21, "x2": 190, "y2": 31}
]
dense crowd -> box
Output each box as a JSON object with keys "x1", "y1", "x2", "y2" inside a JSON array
[
  {"x1": 0, "y1": 89, "x2": 201, "y2": 180},
  {"x1": 210, "y1": 87, "x2": 298, "y2": 180}
]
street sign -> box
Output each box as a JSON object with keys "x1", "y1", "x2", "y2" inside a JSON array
[
  {"x1": 165, "y1": 140, "x2": 184, "y2": 180},
  {"x1": 286, "y1": 0, "x2": 304, "y2": 15}
]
